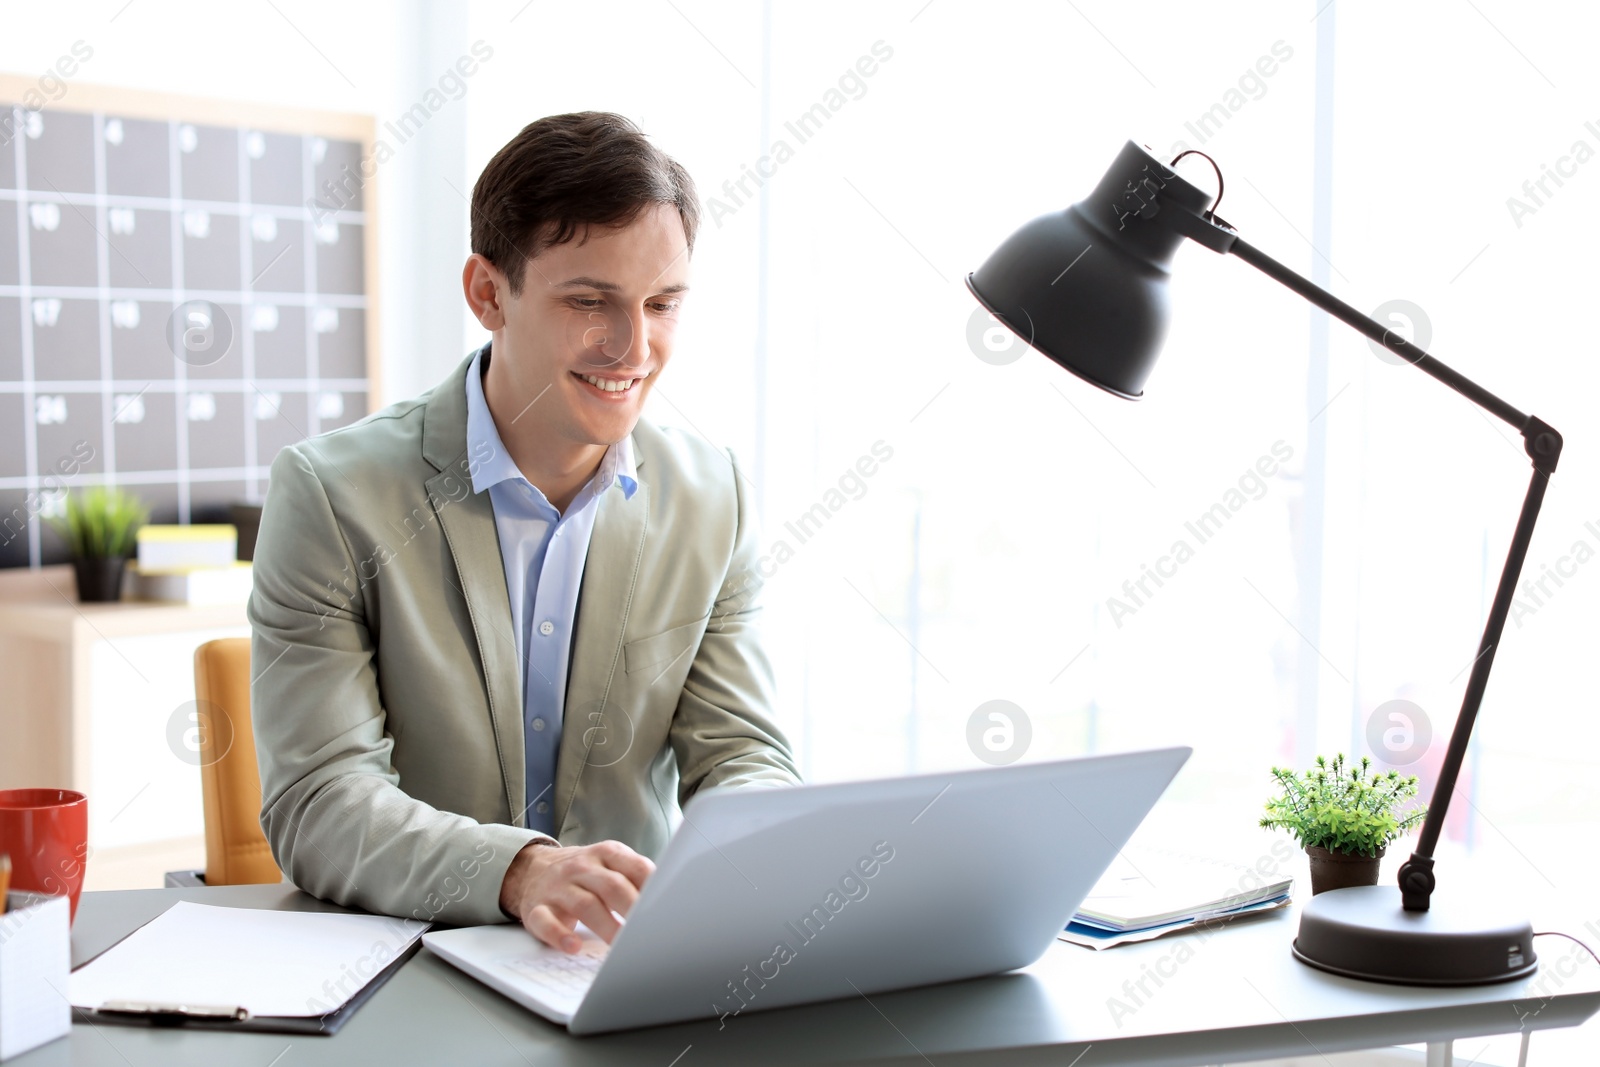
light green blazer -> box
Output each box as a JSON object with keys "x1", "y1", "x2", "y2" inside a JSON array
[{"x1": 248, "y1": 352, "x2": 801, "y2": 926}]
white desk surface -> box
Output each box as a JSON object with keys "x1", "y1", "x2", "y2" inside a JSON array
[{"x1": 15, "y1": 882, "x2": 1598, "y2": 1066}]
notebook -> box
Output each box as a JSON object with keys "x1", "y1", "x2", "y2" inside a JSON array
[{"x1": 1060, "y1": 844, "x2": 1294, "y2": 949}]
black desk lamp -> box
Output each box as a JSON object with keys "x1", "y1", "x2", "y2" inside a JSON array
[{"x1": 968, "y1": 140, "x2": 1560, "y2": 985}]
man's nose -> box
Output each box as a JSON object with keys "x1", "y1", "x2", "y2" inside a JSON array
[{"x1": 580, "y1": 306, "x2": 649, "y2": 370}]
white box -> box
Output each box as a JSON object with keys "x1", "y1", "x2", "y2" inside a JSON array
[
  {"x1": 130, "y1": 562, "x2": 254, "y2": 606},
  {"x1": 136, "y1": 525, "x2": 238, "y2": 571},
  {"x1": 0, "y1": 892, "x2": 71, "y2": 1061}
]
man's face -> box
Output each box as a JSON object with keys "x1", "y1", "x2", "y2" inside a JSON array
[{"x1": 487, "y1": 202, "x2": 690, "y2": 448}]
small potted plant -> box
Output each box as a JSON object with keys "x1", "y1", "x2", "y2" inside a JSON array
[
  {"x1": 47, "y1": 486, "x2": 148, "y2": 603},
  {"x1": 1260, "y1": 753, "x2": 1427, "y2": 895}
]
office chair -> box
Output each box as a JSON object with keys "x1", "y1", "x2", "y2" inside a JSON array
[{"x1": 166, "y1": 637, "x2": 282, "y2": 886}]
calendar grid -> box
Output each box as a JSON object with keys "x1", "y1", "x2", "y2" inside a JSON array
[
  {"x1": 0, "y1": 466, "x2": 279, "y2": 491},
  {"x1": 0, "y1": 285, "x2": 368, "y2": 305},
  {"x1": 1, "y1": 99, "x2": 373, "y2": 568},
  {"x1": 91, "y1": 111, "x2": 119, "y2": 504},
  {"x1": 0, "y1": 378, "x2": 367, "y2": 393},
  {"x1": 303, "y1": 135, "x2": 320, "y2": 440},
  {"x1": 169, "y1": 118, "x2": 189, "y2": 522},
  {"x1": 0, "y1": 186, "x2": 366, "y2": 227},
  {"x1": 12, "y1": 109, "x2": 40, "y2": 566},
  {"x1": 238, "y1": 127, "x2": 258, "y2": 502}
]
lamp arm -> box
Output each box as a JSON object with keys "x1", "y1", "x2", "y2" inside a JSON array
[
  {"x1": 1213, "y1": 233, "x2": 1563, "y2": 912},
  {"x1": 1227, "y1": 237, "x2": 1528, "y2": 428},
  {"x1": 1390, "y1": 460, "x2": 1552, "y2": 909}
]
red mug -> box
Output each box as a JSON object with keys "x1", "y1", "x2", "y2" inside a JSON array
[{"x1": 0, "y1": 789, "x2": 89, "y2": 923}]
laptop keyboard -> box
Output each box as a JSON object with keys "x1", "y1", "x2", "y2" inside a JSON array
[{"x1": 500, "y1": 950, "x2": 604, "y2": 999}]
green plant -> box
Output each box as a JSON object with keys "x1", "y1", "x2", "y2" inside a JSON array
[
  {"x1": 46, "y1": 486, "x2": 148, "y2": 559},
  {"x1": 1260, "y1": 753, "x2": 1427, "y2": 858}
]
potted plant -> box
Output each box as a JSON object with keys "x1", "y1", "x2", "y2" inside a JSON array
[
  {"x1": 47, "y1": 486, "x2": 148, "y2": 603},
  {"x1": 1260, "y1": 753, "x2": 1427, "y2": 895}
]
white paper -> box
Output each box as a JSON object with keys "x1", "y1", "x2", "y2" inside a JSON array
[{"x1": 69, "y1": 902, "x2": 428, "y2": 1018}]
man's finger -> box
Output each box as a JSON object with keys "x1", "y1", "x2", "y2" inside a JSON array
[
  {"x1": 551, "y1": 883, "x2": 623, "y2": 943},
  {"x1": 594, "y1": 841, "x2": 655, "y2": 888},
  {"x1": 522, "y1": 903, "x2": 582, "y2": 953},
  {"x1": 570, "y1": 864, "x2": 641, "y2": 920}
]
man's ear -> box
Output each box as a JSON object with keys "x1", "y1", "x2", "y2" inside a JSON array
[{"x1": 463, "y1": 254, "x2": 507, "y2": 330}]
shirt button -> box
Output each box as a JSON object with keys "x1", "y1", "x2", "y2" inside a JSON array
[
  {"x1": 531, "y1": 717, "x2": 545, "y2": 731},
  {"x1": 538, "y1": 620, "x2": 555, "y2": 636},
  {"x1": 535, "y1": 801, "x2": 549, "y2": 814}
]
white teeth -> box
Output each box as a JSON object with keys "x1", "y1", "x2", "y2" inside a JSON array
[{"x1": 580, "y1": 373, "x2": 639, "y2": 393}]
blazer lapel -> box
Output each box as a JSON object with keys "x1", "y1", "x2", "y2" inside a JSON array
[
  {"x1": 423, "y1": 351, "x2": 527, "y2": 827},
  {"x1": 554, "y1": 466, "x2": 650, "y2": 835}
]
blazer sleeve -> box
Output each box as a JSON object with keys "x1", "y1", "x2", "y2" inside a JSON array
[
  {"x1": 248, "y1": 443, "x2": 545, "y2": 925},
  {"x1": 669, "y1": 447, "x2": 804, "y2": 799}
]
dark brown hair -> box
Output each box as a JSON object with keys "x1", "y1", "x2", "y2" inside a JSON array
[{"x1": 470, "y1": 111, "x2": 700, "y2": 295}]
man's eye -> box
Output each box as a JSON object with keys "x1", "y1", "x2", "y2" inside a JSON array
[
  {"x1": 572, "y1": 298, "x2": 604, "y2": 309},
  {"x1": 649, "y1": 301, "x2": 680, "y2": 313}
]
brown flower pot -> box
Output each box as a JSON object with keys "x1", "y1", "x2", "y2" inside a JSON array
[
  {"x1": 1306, "y1": 845, "x2": 1384, "y2": 895},
  {"x1": 72, "y1": 556, "x2": 127, "y2": 603}
]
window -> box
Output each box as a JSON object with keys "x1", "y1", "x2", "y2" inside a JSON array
[{"x1": 468, "y1": 0, "x2": 1599, "y2": 896}]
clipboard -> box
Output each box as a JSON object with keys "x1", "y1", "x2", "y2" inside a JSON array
[{"x1": 70, "y1": 938, "x2": 422, "y2": 1036}]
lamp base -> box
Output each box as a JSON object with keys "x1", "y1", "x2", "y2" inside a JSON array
[{"x1": 1293, "y1": 885, "x2": 1537, "y2": 985}]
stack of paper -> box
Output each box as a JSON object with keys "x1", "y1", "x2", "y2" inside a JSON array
[
  {"x1": 136, "y1": 525, "x2": 238, "y2": 570},
  {"x1": 132, "y1": 525, "x2": 249, "y2": 604},
  {"x1": 1060, "y1": 845, "x2": 1294, "y2": 950},
  {"x1": 130, "y1": 561, "x2": 253, "y2": 605}
]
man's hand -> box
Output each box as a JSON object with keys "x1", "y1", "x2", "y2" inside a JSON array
[{"x1": 499, "y1": 839, "x2": 655, "y2": 953}]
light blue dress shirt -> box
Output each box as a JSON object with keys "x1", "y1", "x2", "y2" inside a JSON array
[{"x1": 464, "y1": 346, "x2": 638, "y2": 835}]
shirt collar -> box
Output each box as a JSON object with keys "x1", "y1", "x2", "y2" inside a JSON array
[
  {"x1": 602, "y1": 431, "x2": 640, "y2": 500},
  {"x1": 464, "y1": 345, "x2": 639, "y2": 501}
]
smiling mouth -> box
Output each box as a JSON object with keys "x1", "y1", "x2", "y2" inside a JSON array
[{"x1": 572, "y1": 371, "x2": 648, "y2": 395}]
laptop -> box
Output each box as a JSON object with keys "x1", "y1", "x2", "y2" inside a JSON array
[{"x1": 423, "y1": 746, "x2": 1189, "y2": 1034}]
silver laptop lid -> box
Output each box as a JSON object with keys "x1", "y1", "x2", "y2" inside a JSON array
[{"x1": 570, "y1": 746, "x2": 1190, "y2": 1034}]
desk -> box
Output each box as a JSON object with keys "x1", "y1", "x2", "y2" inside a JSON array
[{"x1": 16, "y1": 883, "x2": 1600, "y2": 1066}]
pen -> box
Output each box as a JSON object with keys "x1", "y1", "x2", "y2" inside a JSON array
[
  {"x1": 99, "y1": 1000, "x2": 251, "y2": 1021},
  {"x1": 0, "y1": 853, "x2": 9, "y2": 913}
]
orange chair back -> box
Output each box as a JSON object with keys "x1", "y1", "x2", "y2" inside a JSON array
[{"x1": 193, "y1": 638, "x2": 281, "y2": 885}]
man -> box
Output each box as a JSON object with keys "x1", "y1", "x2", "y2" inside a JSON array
[{"x1": 249, "y1": 112, "x2": 801, "y2": 956}]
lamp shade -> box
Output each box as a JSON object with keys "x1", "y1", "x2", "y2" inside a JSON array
[{"x1": 966, "y1": 141, "x2": 1216, "y2": 398}]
